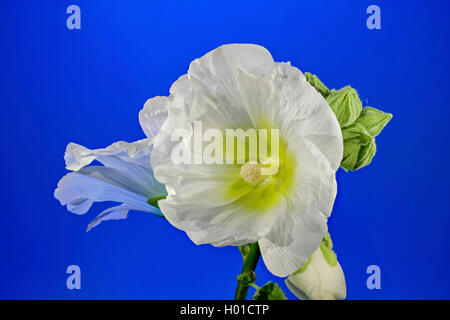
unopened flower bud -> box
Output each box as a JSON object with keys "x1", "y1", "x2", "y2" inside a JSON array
[
  {"x1": 326, "y1": 86, "x2": 362, "y2": 127},
  {"x1": 285, "y1": 234, "x2": 346, "y2": 300}
]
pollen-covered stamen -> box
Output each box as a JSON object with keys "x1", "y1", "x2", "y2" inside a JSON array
[{"x1": 240, "y1": 162, "x2": 265, "y2": 185}]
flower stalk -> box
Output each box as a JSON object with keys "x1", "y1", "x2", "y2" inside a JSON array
[{"x1": 234, "y1": 242, "x2": 261, "y2": 300}]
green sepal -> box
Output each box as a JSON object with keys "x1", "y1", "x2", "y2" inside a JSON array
[
  {"x1": 292, "y1": 257, "x2": 311, "y2": 275},
  {"x1": 321, "y1": 233, "x2": 333, "y2": 249},
  {"x1": 253, "y1": 282, "x2": 287, "y2": 300},
  {"x1": 293, "y1": 234, "x2": 337, "y2": 273},
  {"x1": 341, "y1": 123, "x2": 377, "y2": 171},
  {"x1": 305, "y1": 72, "x2": 331, "y2": 98},
  {"x1": 147, "y1": 195, "x2": 166, "y2": 209},
  {"x1": 355, "y1": 106, "x2": 393, "y2": 137},
  {"x1": 326, "y1": 86, "x2": 362, "y2": 127},
  {"x1": 319, "y1": 234, "x2": 337, "y2": 267}
]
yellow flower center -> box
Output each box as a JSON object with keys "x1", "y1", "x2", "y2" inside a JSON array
[
  {"x1": 224, "y1": 125, "x2": 296, "y2": 213},
  {"x1": 239, "y1": 162, "x2": 265, "y2": 185}
]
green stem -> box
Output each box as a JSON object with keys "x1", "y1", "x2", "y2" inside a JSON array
[
  {"x1": 249, "y1": 283, "x2": 260, "y2": 290},
  {"x1": 234, "y1": 242, "x2": 261, "y2": 300}
]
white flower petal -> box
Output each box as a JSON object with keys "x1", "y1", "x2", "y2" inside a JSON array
[
  {"x1": 276, "y1": 63, "x2": 342, "y2": 171},
  {"x1": 258, "y1": 136, "x2": 338, "y2": 277},
  {"x1": 55, "y1": 139, "x2": 166, "y2": 230},
  {"x1": 238, "y1": 62, "x2": 343, "y2": 171},
  {"x1": 158, "y1": 185, "x2": 284, "y2": 246},
  {"x1": 159, "y1": 197, "x2": 259, "y2": 247},
  {"x1": 139, "y1": 96, "x2": 170, "y2": 139},
  {"x1": 259, "y1": 204, "x2": 328, "y2": 277},
  {"x1": 86, "y1": 203, "x2": 163, "y2": 232},
  {"x1": 86, "y1": 204, "x2": 130, "y2": 232},
  {"x1": 65, "y1": 139, "x2": 154, "y2": 171},
  {"x1": 154, "y1": 163, "x2": 241, "y2": 207},
  {"x1": 185, "y1": 43, "x2": 276, "y2": 129},
  {"x1": 63, "y1": 138, "x2": 165, "y2": 196},
  {"x1": 54, "y1": 167, "x2": 156, "y2": 214},
  {"x1": 189, "y1": 43, "x2": 276, "y2": 86},
  {"x1": 288, "y1": 136, "x2": 339, "y2": 217}
]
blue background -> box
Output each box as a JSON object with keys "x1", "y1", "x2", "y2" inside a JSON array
[{"x1": 0, "y1": 0, "x2": 449, "y2": 299}]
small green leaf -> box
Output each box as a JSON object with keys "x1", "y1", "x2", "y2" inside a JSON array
[
  {"x1": 253, "y1": 282, "x2": 287, "y2": 300},
  {"x1": 341, "y1": 123, "x2": 376, "y2": 171},
  {"x1": 355, "y1": 106, "x2": 393, "y2": 137},
  {"x1": 319, "y1": 235, "x2": 337, "y2": 267},
  {"x1": 305, "y1": 72, "x2": 330, "y2": 98},
  {"x1": 326, "y1": 86, "x2": 362, "y2": 127}
]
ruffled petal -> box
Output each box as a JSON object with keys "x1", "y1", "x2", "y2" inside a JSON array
[
  {"x1": 272, "y1": 63, "x2": 343, "y2": 172},
  {"x1": 237, "y1": 63, "x2": 343, "y2": 171},
  {"x1": 86, "y1": 204, "x2": 130, "y2": 232},
  {"x1": 63, "y1": 139, "x2": 165, "y2": 196},
  {"x1": 55, "y1": 139, "x2": 166, "y2": 230},
  {"x1": 65, "y1": 139, "x2": 154, "y2": 171},
  {"x1": 189, "y1": 43, "x2": 276, "y2": 87},
  {"x1": 159, "y1": 192, "x2": 260, "y2": 247},
  {"x1": 139, "y1": 96, "x2": 170, "y2": 139},
  {"x1": 157, "y1": 176, "x2": 284, "y2": 245},
  {"x1": 54, "y1": 167, "x2": 158, "y2": 214},
  {"x1": 181, "y1": 43, "x2": 276, "y2": 130},
  {"x1": 86, "y1": 203, "x2": 163, "y2": 232},
  {"x1": 259, "y1": 137, "x2": 338, "y2": 277},
  {"x1": 259, "y1": 205, "x2": 328, "y2": 277}
]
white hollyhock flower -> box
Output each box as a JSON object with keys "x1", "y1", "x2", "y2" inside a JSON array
[
  {"x1": 141, "y1": 44, "x2": 343, "y2": 277},
  {"x1": 55, "y1": 117, "x2": 168, "y2": 231},
  {"x1": 285, "y1": 234, "x2": 346, "y2": 300}
]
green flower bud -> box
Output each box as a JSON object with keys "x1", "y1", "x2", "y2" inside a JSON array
[
  {"x1": 305, "y1": 74, "x2": 392, "y2": 171},
  {"x1": 305, "y1": 72, "x2": 330, "y2": 98},
  {"x1": 341, "y1": 123, "x2": 377, "y2": 171},
  {"x1": 326, "y1": 86, "x2": 362, "y2": 127},
  {"x1": 285, "y1": 234, "x2": 346, "y2": 300},
  {"x1": 355, "y1": 106, "x2": 393, "y2": 137}
]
